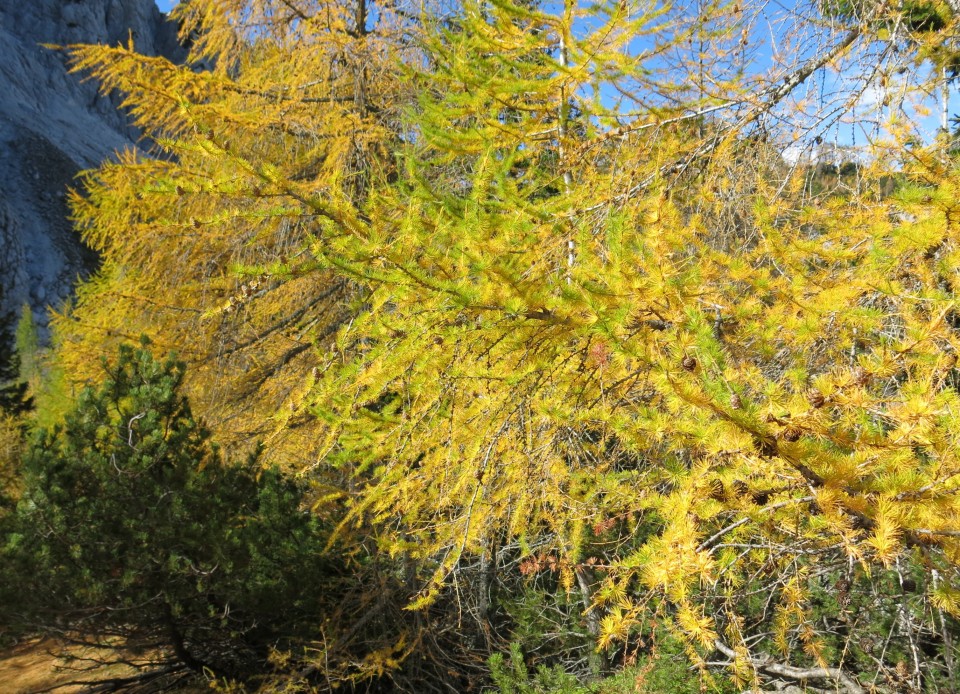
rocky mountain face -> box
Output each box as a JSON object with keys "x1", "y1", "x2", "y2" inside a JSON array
[{"x1": 0, "y1": 0, "x2": 184, "y2": 340}]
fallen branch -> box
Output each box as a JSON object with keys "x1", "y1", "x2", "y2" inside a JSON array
[{"x1": 714, "y1": 640, "x2": 864, "y2": 694}]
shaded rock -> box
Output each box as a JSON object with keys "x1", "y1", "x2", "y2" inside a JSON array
[{"x1": 0, "y1": 0, "x2": 185, "y2": 338}]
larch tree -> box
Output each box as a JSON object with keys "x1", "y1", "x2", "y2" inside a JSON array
[
  {"x1": 304, "y1": 0, "x2": 960, "y2": 689},
  {"x1": 46, "y1": 0, "x2": 960, "y2": 690},
  {"x1": 56, "y1": 0, "x2": 411, "y2": 470}
]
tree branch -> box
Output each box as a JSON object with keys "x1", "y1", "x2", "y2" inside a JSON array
[
  {"x1": 578, "y1": 21, "x2": 866, "y2": 216},
  {"x1": 714, "y1": 640, "x2": 865, "y2": 694}
]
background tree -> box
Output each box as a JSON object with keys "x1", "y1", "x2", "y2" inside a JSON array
[
  {"x1": 5, "y1": 341, "x2": 360, "y2": 687},
  {"x1": 55, "y1": 0, "x2": 414, "y2": 470},
  {"x1": 0, "y1": 299, "x2": 32, "y2": 417}
]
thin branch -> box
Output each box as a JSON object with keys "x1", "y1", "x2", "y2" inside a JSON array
[
  {"x1": 714, "y1": 639, "x2": 865, "y2": 694},
  {"x1": 698, "y1": 496, "x2": 815, "y2": 552},
  {"x1": 576, "y1": 21, "x2": 866, "y2": 216}
]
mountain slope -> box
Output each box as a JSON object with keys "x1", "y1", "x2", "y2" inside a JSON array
[{"x1": 0, "y1": 0, "x2": 183, "y2": 337}]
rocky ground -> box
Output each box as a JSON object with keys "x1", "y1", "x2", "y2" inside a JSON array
[
  {"x1": 1, "y1": 637, "x2": 158, "y2": 693},
  {"x1": 0, "y1": 636, "x2": 207, "y2": 693}
]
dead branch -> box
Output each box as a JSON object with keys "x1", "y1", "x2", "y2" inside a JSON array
[{"x1": 714, "y1": 639, "x2": 865, "y2": 694}]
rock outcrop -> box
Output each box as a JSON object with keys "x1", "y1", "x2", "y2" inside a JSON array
[{"x1": 0, "y1": 0, "x2": 184, "y2": 338}]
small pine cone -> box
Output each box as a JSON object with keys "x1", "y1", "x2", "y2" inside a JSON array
[
  {"x1": 681, "y1": 355, "x2": 697, "y2": 372},
  {"x1": 707, "y1": 479, "x2": 726, "y2": 501},
  {"x1": 781, "y1": 426, "x2": 802, "y2": 442},
  {"x1": 729, "y1": 393, "x2": 743, "y2": 410},
  {"x1": 628, "y1": 315, "x2": 670, "y2": 331},
  {"x1": 835, "y1": 577, "x2": 851, "y2": 608},
  {"x1": 853, "y1": 366, "x2": 871, "y2": 387},
  {"x1": 943, "y1": 351, "x2": 958, "y2": 370},
  {"x1": 732, "y1": 479, "x2": 750, "y2": 498},
  {"x1": 807, "y1": 389, "x2": 825, "y2": 408}
]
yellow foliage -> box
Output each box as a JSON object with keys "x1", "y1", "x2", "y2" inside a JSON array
[{"x1": 47, "y1": 0, "x2": 960, "y2": 685}]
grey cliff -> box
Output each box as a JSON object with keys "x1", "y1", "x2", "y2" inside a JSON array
[{"x1": 0, "y1": 0, "x2": 184, "y2": 338}]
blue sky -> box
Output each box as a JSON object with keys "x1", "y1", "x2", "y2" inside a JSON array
[{"x1": 146, "y1": 0, "x2": 953, "y2": 152}]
